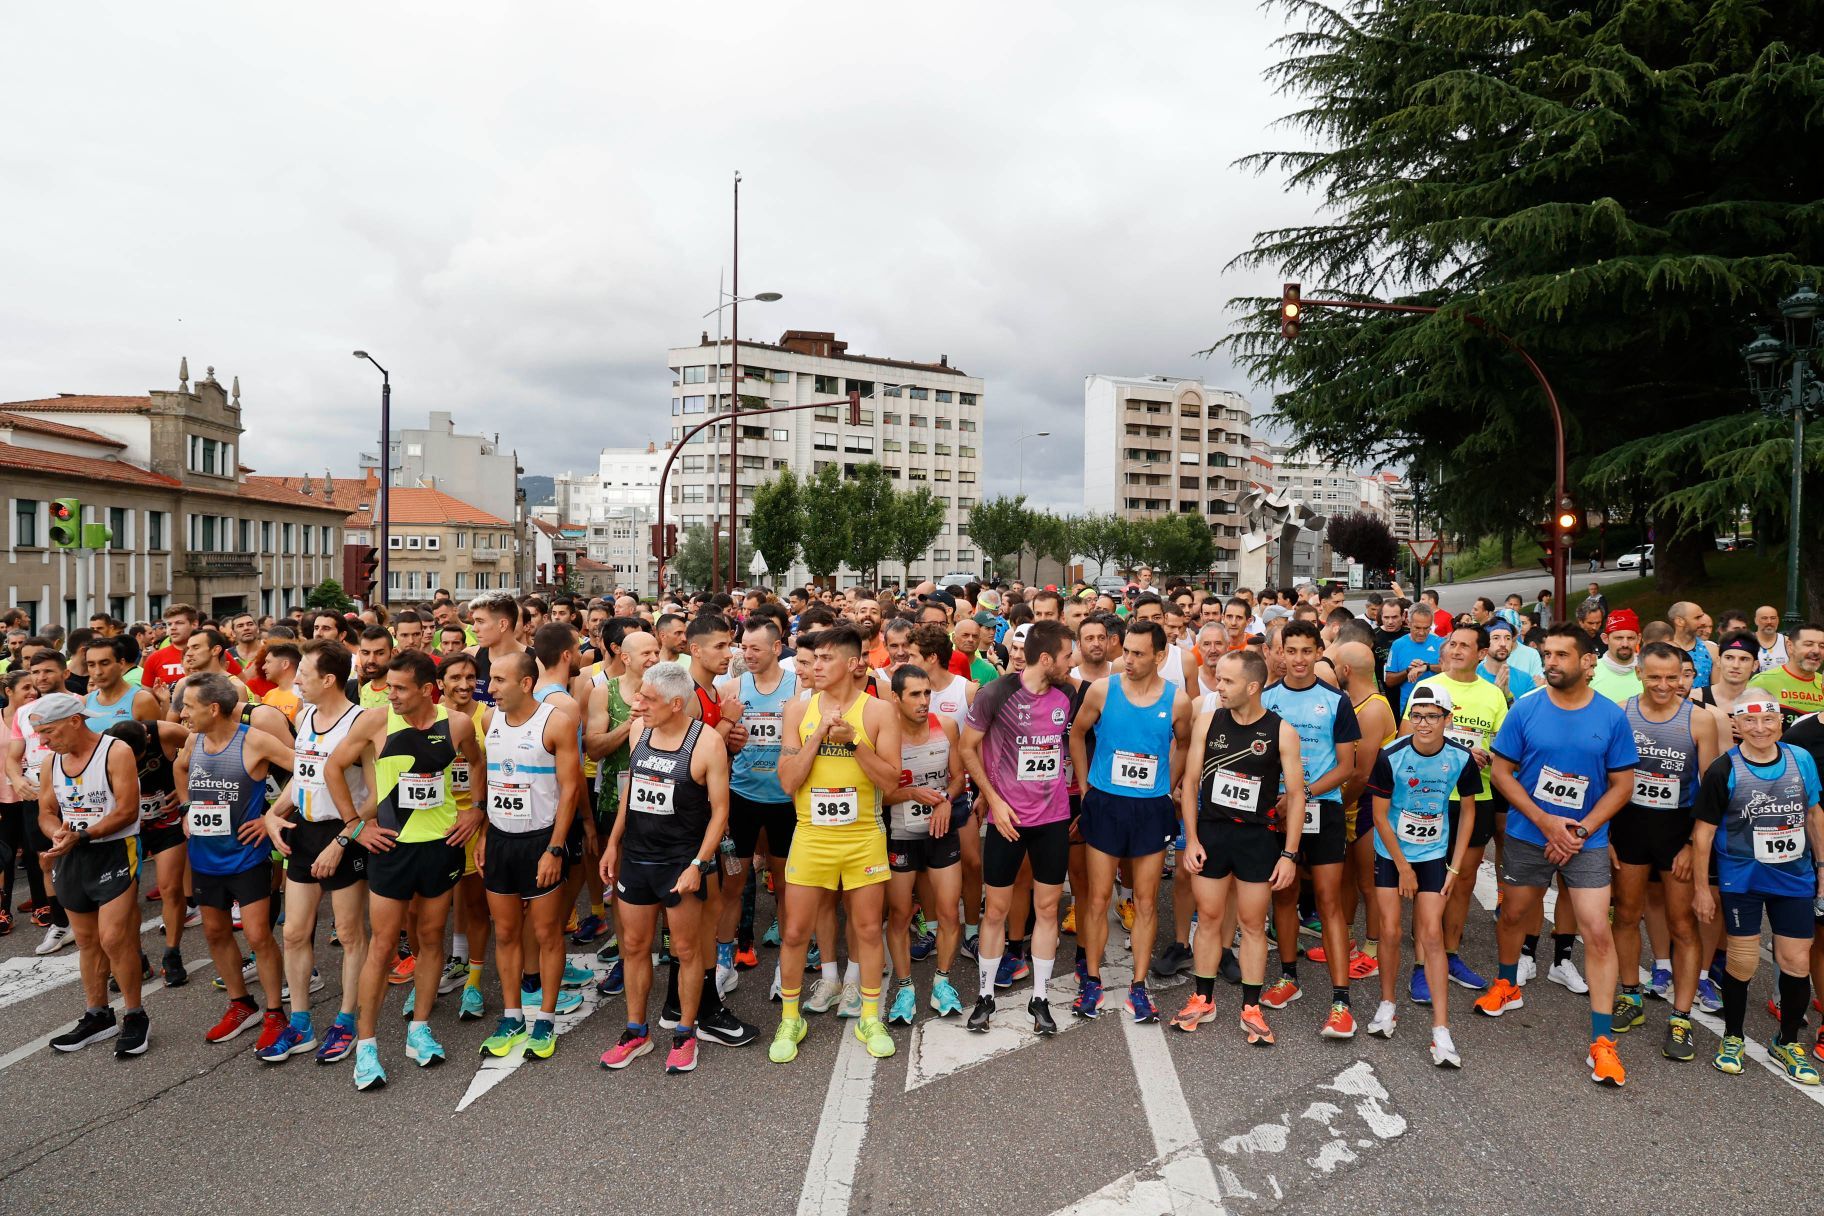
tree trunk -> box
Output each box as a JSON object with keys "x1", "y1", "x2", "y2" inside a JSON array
[
  {"x1": 1651, "y1": 508, "x2": 1709, "y2": 595},
  {"x1": 1500, "y1": 528, "x2": 1514, "y2": 569}
]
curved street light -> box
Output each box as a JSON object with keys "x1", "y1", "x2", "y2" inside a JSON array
[
  {"x1": 353, "y1": 350, "x2": 390, "y2": 605},
  {"x1": 1017, "y1": 431, "x2": 1051, "y2": 496}
]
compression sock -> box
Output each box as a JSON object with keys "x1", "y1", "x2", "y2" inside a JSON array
[
  {"x1": 1521, "y1": 934, "x2": 1540, "y2": 959},
  {"x1": 1779, "y1": 971, "x2": 1810, "y2": 1045},
  {"x1": 860, "y1": 985, "x2": 880, "y2": 1020},
  {"x1": 1721, "y1": 973, "x2": 1749, "y2": 1039},
  {"x1": 1280, "y1": 958, "x2": 1299, "y2": 982},
  {"x1": 1032, "y1": 954, "x2": 1054, "y2": 993},
  {"x1": 780, "y1": 988, "x2": 801, "y2": 1021},
  {"x1": 1499, "y1": 961, "x2": 1519, "y2": 984},
  {"x1": 1590, "y1": 1010, "x2": 1612, "y2": 1043},
  {"x1": 1553, "y1": 933, "x2": 1575, "y2": 965},
  {"x1": 1195, "y1": 975, "x2": 1216, "y2": 1000},
  {"x1": 978, "y1": 957, "x2": 1002, "y2": 998},
  {"x1": 1242, "y1": 983, "x2": 1262, "y2": 1007},
  {"x1": 451, "y1": 933, "x2": 468, "y2": 962}
]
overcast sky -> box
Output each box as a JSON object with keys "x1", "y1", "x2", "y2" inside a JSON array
[{"x1": 3, "y1": 2, "x2": 1315, "y2": 513}]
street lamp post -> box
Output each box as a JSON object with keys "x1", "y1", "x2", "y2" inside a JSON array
[
  {"x1": 1741, "y1": 282, "x2": 1822, "y2": 627},
  {"x1": 1017, "y1": 431, "x2": 1050, "y2": 496},
  {"x1": 352, "y1": 350, "x2": 390, "y2": 606},
  {"x1": 702, "y1": 276, "x2": 781, "y2": 594}
]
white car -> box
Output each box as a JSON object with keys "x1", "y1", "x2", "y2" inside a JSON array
[
  {"x1": 934, "y1": 571, "x2": 978, "y2": 589},
  {"x1": 1616, "y1": 544, "x2": 1654, "y2": 571}
]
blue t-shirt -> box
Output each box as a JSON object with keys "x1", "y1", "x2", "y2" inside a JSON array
[
  {"x1": 1367, "y1": 737, "x2": 1482, "y2": 863},
  {"x1": 1491, "y1": 691, "x2": 1638, "y2": 849},
  {"x1": 1479, "y1": 659, "x2": 1536, "y2": 701},
  {"x1": 1387, "y1": 634, "x2": 1443, "y2": 713},
  {"x1": 1695, "y1": 745, "x2": 1822, "y2": 898},
  {"x1": 1260, "y1": 678, "x2": 1361, "y2": 802}
]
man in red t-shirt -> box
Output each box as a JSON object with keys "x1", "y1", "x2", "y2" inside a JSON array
[
  {"x1": 141, "y1": 604, "x2": 199, "y2": 701},
  {"x1": 229, "y1": 612, "x2": 275, "y2": 697}
]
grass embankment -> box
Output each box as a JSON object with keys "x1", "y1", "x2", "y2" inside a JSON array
[{"x1": 1598, "y1": 550, "x2": 1783, "y2": 621}]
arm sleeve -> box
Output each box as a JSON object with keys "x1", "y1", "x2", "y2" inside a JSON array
[
  {"x1": 1332, "y1": 689, "x2": 1362, "y2": 746},
  {"x1": 1455, "y1": 754, "x2": 1482, "y2": 799},
  {"x1": 1693, "y1": 757, "x2": 1733, "y2": 826}
]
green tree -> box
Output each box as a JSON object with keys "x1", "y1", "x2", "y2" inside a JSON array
[
  {"x1": 843, "y1": 463, "x2": 898, "y2": 585},
  {"x1": 748, "y1": 468, "x2": 805, "y2": 583},
  {"x1": 1071, "y1": 512, "x2": 1125, "y2": 581},
  {"x1": 887, "y1": 486, "x2": 947, "y2": 585},
  {"x1": 1218, "y1": 0, "x2": 1824, "y2": 598},
  {"x1": 1042, "y1": 513, "x2": 1080, "y2": 583},
  {"x1": 964, "y1": 496, "x2": 1032, "y2": 581},
  {"x1": 306, "y1": 578, "x2": 354, "y2": 612},
  {"x1": 671, "y1": 524, "x2": 716, "y2": 591},
  {"x1": 1108, "y1": 517, "x2": 1148, "y2": 578},
  {"x1": 1143, "y1": 514, "x2": 1217, "y2": 580},
  {"x1": 799, "y1": 464, "x2": 851, "y2": 585}
]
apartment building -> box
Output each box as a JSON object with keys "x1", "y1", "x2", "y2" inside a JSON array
[
  {"x1": 373, "y1": 488, "x2": 519, "y2": 601},
  {"x1": 1082, "y1": 374, "x2": 1253, "y2": 590},
  {"x1": 382, "y1": 410, "x2": 521, "y2": 524},
  {"x1": 666, "y1": 330, "x2": 985, "y2": 587},
  {"x1": 551, "y1": 443, "x2": 663, "y2": 595}
]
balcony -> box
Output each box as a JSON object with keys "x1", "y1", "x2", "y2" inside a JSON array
[
  {"x1": 469, "y1": 549, "x2": 502, "y2": 563},
  {"x1": 181, "y1": 552, "x2": 257, "y2": 577}
]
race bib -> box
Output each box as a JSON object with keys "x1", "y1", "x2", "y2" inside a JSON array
[
  {"x1": 188, "y1": 800, "x2": 231, "y2": 837},
  {"x1": 630, "y1": 772, "x2": 675, "y2": 816},
  {"x1": 450, "y1": 759, "x2": 472, "y2": 794},
  {"x1": 294, "y1": 749, "x2": 327, "y2": 790},
  {"x1": 1111, "y1": 750, "x2": 1158, "y2": 791},
  {"x1": 1017, "y1": 745, "x2": 1060, "y2": 783},
  {"x1": 60, "y1": 793, "x2": 105, "y2": 830},
  {"x1": 1533, "y1": 765, "x2": 1589, "y2": 810},
  {"x1": 1304, "y1": 799, "x2": 1319, "y2": 833},
  {"x1": 1445, "y1": 727, "x2": 1482, "y2": 752},
  {"x1": 1209, "y1": 769, "x2": 1260, "y2": 815},
  {"x1": 1631, "y1": 770, "x2": 1678, "y2": 810},
  {"x1": 488, "y1": 783, "x2": 532, "y2": 826},
  {"x1": 745, "y1": 712, "x2": 782, "y2": 746},
  {"x1": 398, "y1": 772, "x2": 443, "y2": 810},
  {"x1": 1397, "y1": 811, "x2": 1445, "y2": 847},
  {"x1": 1753, "y1": 821, "x2": 1805, "y2": 864},
  {"x1": 810, "y1": 786, "x2": 859, "y2": 826},
  {"x1": 138, "y1": 794, "x2": 167, "y2": 821}
]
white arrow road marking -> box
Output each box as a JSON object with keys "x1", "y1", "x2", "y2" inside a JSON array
[
  {"x1": 796, "y1": 1018, "x2": 879, "y2": 1216},
  {"x1": 455, "y1": 952, "x2": 603, "y2": 1112},
  {"x1": 1117, "y1": 987, "x2": 1225, "y2": 1213},
  {"x1": 0, "y1": 915, "x2": 163, "y2": 1013},
  {"x1": 0, "y1": 952, "x2": 217, "y2": 1073}
]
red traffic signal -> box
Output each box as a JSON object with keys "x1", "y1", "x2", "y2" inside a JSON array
[
  {"x1": 1280, "y1": 282, "x2": 1302, "y2": 340},
  {"x1": 554, "y1": 560, "x2": 568, "y2": 582},
  {"x1": 848, "y1": 389, "x2": 862, "y2": 428},
  {"x1": 355, "y1": 546, "x2": 379, "y2": 578}
]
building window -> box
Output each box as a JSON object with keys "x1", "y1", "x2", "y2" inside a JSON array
[
  {"x1": 682, "y1": 485, "x2": 706, "y2": 503},
  {"x1": 283, "y1": 523, "x2": 297, "y2": 552},
  {"x1": 936, "y1": 390, "x2": 952, "y2": 403},
  {"x1": 454, "y1": 531, "x2": 468, "y2": 549},
  {"x1": 107, "y1": 507, "x2": 128, "y2": 549},
  {"x1": 845, "y1": 436, "x2": 874, "y2": 454},
  {"x1": 146, "y1": 593, "x2": 165, "y2": 619},
  {"x1": 147, "y1": 510, "x2": 166, "y2": 550},
  {"x1": 933, "y1": 549, "x2": 950, "y2": 562},
  {"x1": 844, "y1": 379, "x2": 874, "y2": 397},
  {"x1": 303, "y1": 523, "x2": 315, "y2": 555},
  {"x1": 958, "y1": 497, "x2": 975, "y2": 509},
  {"x1": 909, "y1": 387, "x2": 929, "y2": 401},
  {"x1": 681, "y1": 395, "x2": 706, "y2": 414},
  {"x1": 959, "y1": 446, "x2": 976, "y2": 459},
  {"x1": 814, "y1": 375, "x2": 840, "y2": 394},
  {"x1": 883, "y1": 439, "x2": 902, "y2": 453},
  {"x1": 883, "y1": 385, "x2": 902, "y2": 397},
  {"x1": 682, "y1": 366, "x2": 706, "y2": 384},
  {"x1": 908, "y1": 468, "x2": 928, "y2": 481},
  {"x1": 959, "y1": 419, "x2": 976, "y2": 432},
  {"x1": 322, "y1": 526, "x2": 333, "y2": 552},
  {"x1": 883, "y1": 412, "x2": 902, "y2": 427},
  {"x1": 13, "y1": 499, "x2": 38, "y2": 547},
  {"x1": 261, "y1": 520, "x2": 273, "y2": 553},
  {"x1": 813, "y1": 432, "x2": 837, "y2": 451},
  {"x1": 934, "y1": 417, "x2": 951, "y2": 430},
  {"x1": 910, "y1": 415, "x2": 928, "y2": 429},
  {"x1": 406, "y1": 535, "x2": 422, "y2": 550},
  {"x1": 909, "y1": 441, "x2": 928, "y2": 455},
  {"x1": 772, "y1": 428, "x2": 789, "y2": 441},
  {"x1": 935, "y1": 469, "x2": 952, "y2": 481},
  {"x1": 682, "y1": 455, "x2": 704, "y2": 473},
  {"x1": 960, "y1": 393, "x2": 977, "y2": 406},
  {"x1": 239, "y1": 519, "x2": 254, "y2": 553},
  {"x1": 959, "y1": 471, "x2": 976, "y2": 483},
  {"x1": 935, "y1": 443, "x2": 952, "y2": 456}
]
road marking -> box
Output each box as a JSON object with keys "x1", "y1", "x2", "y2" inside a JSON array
[
  {"x1": 1118, "y1": 993, "x2": 1224, "y2": 1213},
  {"x1": 0, "y1": 915, "x2": 163, "y2": 1012},
  {"x1": 455, "y1": 952, "x2": 603, "y2": 1112},
  {"x1": 0, "y1": 952, "x2": 216, "y2": 1073},
  {"x1": 795, "y1": 1020, "x2": 879, "y2": 1216},
  {"x1": 1685, "y1": 1007, "x2": 1824, "y2": 1111}
]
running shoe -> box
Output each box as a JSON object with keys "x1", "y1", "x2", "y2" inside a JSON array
[
  {"x1": 1548, "y1": 959, "x2": 1588, "y2": 994},
  {"x1": 734, "y1": 943, "x2": 758, "y2": 970},
  {"x1": 1306, "y1": 942, "x2": 1334, "y2": 963},
  {"x1": 161, "y1": 947, "x2": 187, "y2": 988},
  {"x1": 804, "y1": 977, "x2": 842, "y2": 1014},
  {"x1": 836, "y1": 982, "x2": 863, "y2": 1018},
  {"x1": 1170, "y1": 994, "x2": 1216, "y2": 1032},
  {"x1": 115, "y1": 1009, "x2": 150, "y2": 1058},
  {"x1": 565, "y1": 907, "x2": 580, "y2": 935},
  {"x1": 254, "y1": 1011, "x2": 287, "y2": 1054},
  {"x1": 596, "y1": 960, "x2": 626, "y2": 998},
  {"x1": 231, "y1": 902, "x2": 243, "y2": 930},
  {"x1": 258, "y1": 1022, "x2": 317, "y2": 1063},
  {"x1": 278, "y1": 968, "x2": 325, "y2": 1000},
  {"x1": 561, "y1": 960, "x2": 593, "y2": 988},
  {"x1": 0, "y1": 907, "x2": 13, "y2": 936},
  {"x1": 1410, "y1": 966, "x2": 1432, "y2": 1006},
  {"x1": 1239, "y1": 1003, "x2": 1275, "y2": 1046},
  {"x1": 27, "y1": 901, "x2": 52, "y2": 928},
  {"x1": 184, "y1": 904, "x2": 201, "y2": 929},
  {"x1": 205, "y1": 1001, "x2": 259, "y2": 1044},
  {"x1": 481, "y1": 1017, "x2": 528, "y2": 1057},
  {"x1": 525, "y1": 1019, "x2": 556, "y2": 1059},
  {"x1": 1074, "y1": 952, "x2": 1088, "y2": 986},
  {"x1": 1446, "y1": 955, "x2": 1488, "y2": 991},
  {"x1": 34, "y1": 924, "x2": 74, "y2": 955},
  {"x1": 856, "y1": 1016, "x2": 896, "y2": 1057},
  {"x1": 1695, "y1": 976, "x2": 1723, "y2": 1013},
  {"x1": 1815, "y1": 1027, "x2": 1824, "y2": 1063},
  {"x1": 1770, "y1": 1038, "x2": 1821, "y2": 1085},
  {"x1": 665, "y1": 1034, "x2": 698, "y2": 1073},
  {"x1": 1127, "y1": 984, "x2": 1159, "y2": 1024},
  {"x1": 352, "y1": 1041, "x2": 387, "y2": 1090},
  {"x1": 1073, "y1": 977, "x2": 1104, "y2": 1019},
  {"x1": 401, "y1": 988, "x2": 415, "y2": 1019},
  {"x1": 967, "y1": 995, "x2": 996, "y2": 1032},
  {"x1": 1365, "y1": 1002, "x2": 1397, "y2": 1039},
  {"x1": 1061, "y1": 905, "x2": 1077, "y2": 936},
  {"x1": 1260, "y1": 976, "x2": 1301, "y2": 1009},
  {"x1": 930, "y1": 977, "x2": 965, "y2": 1017},
  {"x1": 1219, "y1": 948, "x2": 1241, "y2": 985},
  {"x1": 602, "y1": 1028, "x2": 653, "y2": 1069},
  {"x1": 109, "y1": 951, "x2": 153, "y2": 992},
  {"x1": 315, "y1": 1022, "x2": 356, "y2": 1064},
  {"x1": 388, "y1": 952, "x2": 416, "y2": 985},
  {"x1": 1151, "y1": 942, "x2": 1194, "y2": 978},
  {"x1": 1029, "y1": 996, "x2": 1058, "y2": 1035},
  {"x1": 1663, "y1": 1014, "x2": 1696, "y2": 1062},
  {"x1": 1347, "y1": 949, "x2": 1380, "y2": 981},
  {"x1": 438, "y1": 956, "x2": 468, "y2": 994},
  {"x1": 1117, "y1": 898, "x2": 1136, "y2": 932},
  {"x1": 521, "y1": 987, "x2": 585, "y2": 1016},
  {"x1": 596, "y1": 936, "x2": 622, "y2": 963},
  {"x1": 1613, "y1": 992, "x2": 1646, "y2": 1033},
  {"x1": 571, "y1": 913, "x2": 608, "y2": 945},
  {"x1": 1475, "y1": 979, "x2": 1524, "y2": 1017},
  {"x1": 959, "y1": 931, "x2": 980, "y2": 961},
  {"x1": 405, "y1": 1023, "x2": 446, "y2": 1067},
  {"x1": 768, "y1": 1017, "x2": 808, "y2": 1063},
  {"x1": 1320, "y1": 1002, "x2": 1357, "y2": 1039},
  {"x1": 460, "y1": 985, "x2": 486, "y2": 1020},
  {"x1": 1430, "y1": 1032, "x2": 1461, "y2": 1068},
  {"x1": 910, "y1": 929, "x2": 938, "y2": 963},
  {"x1": 887, "y1": 985, "x2": 918, "y2": 1026},
  {"x1": 762, "y1": 919, "x2": 781, "y2": 947},
  {"x1": 1587, "y1": 1036, "x2": 1626, "y2": 1087},
  {"x1": 1712, "y1": 1035, "x2": 1746, "y2": 1074},
  {"x1": 1516, "y1": 953, "x2": 1537, "y2": 986},
  {"x1": 51, "y1": 1007, "x2": 118, "y2": 1052},
  {"x1": 1647, "y1": 966, "x2": 1673, "y2": 1001},
  {"x1": 997, "y1": 954, "x2": 1031, "y2": 989},
  {"x1": 698, "y1": 1005, "x2": 759, "y2": 1047},
  {"x1": 1300, "y1": 914, "x2": 1323, "y2": 937},
  {"x1": 803, "y1": 942, "x2": 821, "y2": 971}
]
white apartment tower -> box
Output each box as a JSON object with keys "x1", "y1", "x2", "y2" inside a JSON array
[
  {"x1": 1082, "y1": 374, "x2": 1252, "y2": 590},
  {"x1": 666, "y1": 330, "x2": 985, "y2": 588}
]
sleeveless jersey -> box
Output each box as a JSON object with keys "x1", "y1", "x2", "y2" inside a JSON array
[
  {"x1": 294, "y1": 703, "x2": 369, "y2": 824},
  {"x1": 1355, "y1": 692, "x2": 1398, "y2": 748},
  {"x1": 595, "y1": 676, "x2": 637, "y2": 816},
  {"x1": 1624, "y1": 696, "x2": 1699, "y2": 812},
  {"x1": 105, "y1": 723, "x2": 179, "y2": 827},
  {"x1": 473, "y1": 645, "x2": 532, "y2": 707},
  {"x1": 928, "y1": 675, "x2": 970, "y2": 731},
  {"x1": 54, "y1": 735, "x2": 134, "y2": 842},
  {"x1": 450, "y1": 703, "x2": 486, "y2": 816},
  {"x1": 186, "y1": 726, "x2": 270, "y2": 875},
  {"x1": 83, "y1": 686, "x2": 139, "y2": 733},
  {"x1": 1196, "y1": 707, "x2": 1284, "y2": 829},
  {"x1": 795, "y1": 693, "x2": 883, "y2": 836},
  {"x1": 1713, "y1": 746, "x2": 1816, "y2": 897},
  {"x1": 1087, "y1": 674, "x2": 1175, "y2": 799},
  {"x1": 891, "y1": 715, "x2": 950, "y2": 838},
  {"x1": 376, "y1": 706, "x2": 459, "y2": 843},
  {"x1": 729, "y1": 668, "x2": 797, "y2": 804},
  {"x1": 484, "y1": 701, "x2": 560, "y2": 832},
  {"x1": 624, "y1": 719, "x2": 713, "y2": 862}
]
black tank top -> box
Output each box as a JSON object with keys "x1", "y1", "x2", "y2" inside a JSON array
[
  {"x1": 624, "y1": 719, "x2": 712, "y2": 863},
  {"x1": 1196, "y1": 707, "x2": 1286, "y2": 829},
  {"x1": 473, "y1": 645, "x2": 534, "y2": 706}
]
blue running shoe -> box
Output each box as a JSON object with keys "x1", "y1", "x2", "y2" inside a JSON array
[
  {"x1": 1410, "y1": 965, "x2": 1433, "y2": 1006},
  {"x1": 1072, "y1": 977, "x2": 1103, "y2": 1019},
  {"x1": 1447, "y1": 955, "x2": 1489, "y2": 992},
  {"x1": 1696, "y1": 976, "x2": 1723, "y2": 1014},
  {"x1": 597, "y1": 959, "x2": 626, "y2": 998},
  {"x1": 315, "y1": 1021, "x2": 356, "y2": 1065},
  {"x1": 258, "y1": 1022, "x2": 316, "y2": 1063},
  {"x1": 1126, "y1": 984, "x2": 1159, "y2": 1024},
  {"x1": 959, "y1": 932, "x2": 980, "y2": 961},
  {"x1": 571, "y1": 914, "x2": 608, "y2": 945},
  {"x1": 525, "y1": 986, "x2": 586, "y2": 1016},
  {"x1": 400, "y1": 987, "x2": 415, "y2": 1019},
  {"x1": 887, "y1": 984, "x2": 918, "y2": 1026},
  {"x1": 762, "y1": 919, "x2": 781, "y2": 948},
  {"x1": 910, "y1": 929, "x2": 937, "y2": 962},
  {"x1": 405, "y1": 1023, "x2": 446, "y2": 1067},
  {"x1": 1074, "y1": 953, "x2": 1088, "y2": 986},
  {"x1": 804, "y1": 943, "x2": 822, "y2": 972},
  {"x1": 995, "y1": 954, "x2": 1029, "y2": 990},
  {"x1": 595, "y1": 936, "x2": 621, "y2": 963},
  {"x1": 929, "y1": 977, "x2": 964, "y2": 1017},
  {"x1": 459, "y1": 985, "x2": 485, "y2": 1021},
  {"x1": 352, "y1": 1041, "x2": 387, "y2": 1090},
  {"x1": 1648, "y1": 966, "x2": 1673, "y2": 1001},
  {"x1": 562, "y1": 961, "x2": 592, "y2": 989}
]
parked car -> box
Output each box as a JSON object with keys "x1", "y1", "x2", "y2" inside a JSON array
[
  {"x1": 1715, "y1": 536, "x2": 1756, "y2": 551},
  {"x1": 1616, "y1": 544, "x2": 1655, "y2": 572},
  {"x1": 934, "y1": 571, "x2": 978, "y2": 589},
  {"x1": 1093, "y1": 575, "x2": 1129, "y2": 594}
]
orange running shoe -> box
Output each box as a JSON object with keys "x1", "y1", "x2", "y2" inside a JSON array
[
  {"x1": 1474, "y1": 978, "x2": 1524, "y2": 1017},
  {"x1": 1347, "y1": 949, "x2": 1379, "y2": 981},
  {"x1": 1306, "y1": 943, "x2": 1332, "y2": 964},
  {"x1": 1260, "y1": 976, "x2": 1302, "y2": 1008},
  {"x1": 1320, "y1": 1002, "x2": 1357, "y2": 1040},
  {"x1": 1061, "y1": 906, "x2": 1078, "y2": 936},
  {"x1": 1170, "y1": 994, "x2": 1217, "y2": 1033},
  {"x1": 388, "y1": 952, "x2": 417, "y2": 986},
  {"x1": 1588, "y1": 1035, "x2": 1626, "y2": 1086},
  {"x1": 1239, "y1": 1003, "x2": 1275, "y2": 1046}
]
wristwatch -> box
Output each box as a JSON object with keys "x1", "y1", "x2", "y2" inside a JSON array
[
  {"x1": 1279, "y1": 849, "x2": 1297, "y2": 861},
  {"x1": 74, "y1": 827, "x2": 91, "y2": 846},
  {"x1": 692, "y1": 858, "x2": 717, "y2": 874},
  {"x1": 334, "y1": 832, "x2": 352, "y2": 848},
  {"x1": 1569, "y1": 824, "x2": 1589, "y2": 840},
  {"x1": 545, "y1": 845, "x2": 565, "y2": 858}
]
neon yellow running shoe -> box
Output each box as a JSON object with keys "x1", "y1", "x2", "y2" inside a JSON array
[
  {"x1": 769, "y1": 1017, "x2": 808, "y2": 1064},
  {"x1": 855, "y1": 1017, "x2": 895, "y2": 1059}
]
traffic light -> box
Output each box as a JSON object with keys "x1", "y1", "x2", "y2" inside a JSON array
[
  {"x1": 1280, "y1": 282, "x2": 1302, "y2": 341},
  {"x1": 538, "y1": 562, "x2": 548, "y2": 584},
  {"x1": 354, "y1": 546, "x2": 379, "y2": 597},
  {"x1": 649, "y1": 523, "x2": 664, "y2": 558},
  {"x1": 664, "y1": 524, "x2": 678, "y2": 559},
  {"x1": 49, "y1": 498, "x2": 80, "y2": 549},
  {"x1": 554, "y1": 559, "x2": 568, "y2": 583},
  {"x1": 1554, "y1": 497, "x2": 1582, "y2": 549},
  {"x1": 848, "y1": 389, "x2": 862, "y2": 427}
]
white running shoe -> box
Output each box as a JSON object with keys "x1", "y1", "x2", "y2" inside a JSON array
[
  {"x1": 716, "y1": 963, "x2": 738, "y2": 999},
  {"x1": 1516, "y1": 954, "x2": 1537, "y2": 987},
  {"x1": 34, "y1": 925, "x2": 74, "y2": 955},
  {"x1": 837, "y1": 982, "x2": 863, "y2": 1018},
  {"x1": 803, "y1": 976, "x2": 842, "y2": 1014},
  {"x1": 1430, "y1": 1029, "x2": 1462, "y2": 1068},
  {"x1": 1548, "y1": 959, "x2": 1589, "y2": 994},
  {"x1": 1366, "y1": 1001, "x2": 1398, "y2": 1039},
  {"x1": 437, "y1": 957, "x2": 468, "y2": 995}
]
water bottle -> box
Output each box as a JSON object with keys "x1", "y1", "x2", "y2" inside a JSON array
[{"x1": 720, "y1": 833, "x2": 740, "y2": 876}]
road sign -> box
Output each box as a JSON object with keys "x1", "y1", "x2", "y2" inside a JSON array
[
  {"x1": 1348, "y1": 561, "x2": 1364, "y2": 589},
  {"x1": 1406, "y1": 538, "x2": 1439, "y2": 565}
]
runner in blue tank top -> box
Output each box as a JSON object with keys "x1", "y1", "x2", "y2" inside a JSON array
[
  {"x1": 1067, "y1": 619, "x2": 1191, "y2": 1024},
  {"x1": 718, "y1": 619, "x2": 799, "y2": 990},
  {"x1": 80, "y1": 636, "x2": 157, "y2": 733}
]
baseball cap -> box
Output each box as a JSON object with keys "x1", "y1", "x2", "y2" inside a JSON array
[
  {"x1": 1732, "y1": 692, "x2": 1782, "y2": 717},
  {"x1": 972, "y1": 610, "x2": 998, "y2": 627},
  {"x1": 925, "y1": 589, "x2": 956, "y2": 609},
  {"x1": 32, "y1": 692, "x2": 87, "y2": 726},
  {"x1": 1406, "y1": 683, "x2": 1454, "y2": 714},
  {"x1": 1009, "y1": 623, "x2": 1033, "y2": 649}
]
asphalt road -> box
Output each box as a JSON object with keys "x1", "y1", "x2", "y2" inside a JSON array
[
  {"x1": 1, "y1": 860, "x2": 1819, "y2": 1216},
  {"x1": 1350, "y1": 566, "x2": 1642, "y2": 622}
]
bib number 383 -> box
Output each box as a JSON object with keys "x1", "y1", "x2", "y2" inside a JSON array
[{"x1": 811, "y1": 786, "x2": 859, "y2": 826}]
